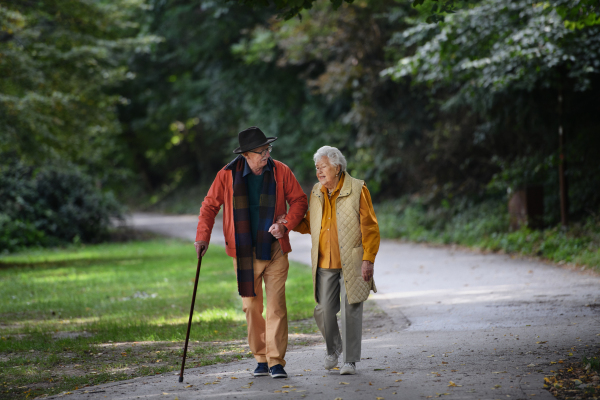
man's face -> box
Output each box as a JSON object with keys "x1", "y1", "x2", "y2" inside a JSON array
[{"x1": 243, "y1": 144, "x2": 271, "y2": 172}]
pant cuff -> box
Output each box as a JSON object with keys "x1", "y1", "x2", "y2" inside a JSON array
[
  {"x1": 268, "y1": 358, "x2": 286, "y2": 368},
  {"x1": 254, "y1": 355, "x2": 268, "y2": 363}
]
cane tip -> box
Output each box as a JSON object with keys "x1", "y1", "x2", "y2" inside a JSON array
[{"x1": 178, "y1": 375, "x2": 183, "y2": 383}]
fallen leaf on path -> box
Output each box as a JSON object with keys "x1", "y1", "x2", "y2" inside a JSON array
[
  {"x1": 448, "y1": 381, "x2": 461, "y2": 387},
  {"x1": 231, "y1": 377, "x2": 238, "y2": 379},
  {"x1": 185, "y1": 385, "x2": 193, "y2": 388},
  {"x1": 374, "y1": 368, "x2": 385, "y2": 371},
  {"x1": 536, "y1": 341, "x2": 547, "y2": 344},
  {"x1": 493, "y1": 385, "x2": 501, "y2": 389},
  {"x1": 441, "y1": 362, "x2": 448, "y2": 364},
  {"x1": 527, "y1": 364, "x2": 536, "y2": 367},
  {"x1": 282, "y1": 385, "x2": 292, "y2": 388},
  {"x1": 304, "y1": 369, "x2": 311, "y2": 371},
  {"x1": 334, "y1": 398, "x2": 342, "y2": 400},
  {"x1": 492, "y1": 371, "x2": 507, "y2": 374},
  {"x1": 428, "y1": 355, "x2": 435, "y2": 357},
  {"x1": 274, "y1": 390, "x2": 281, "y2": 393},
  {"x1": 340, "y1": 382, "x2": 349, "y2": 385},
  {"x1": 395, "y1": 379, "x2": 402, "y2": 382}
]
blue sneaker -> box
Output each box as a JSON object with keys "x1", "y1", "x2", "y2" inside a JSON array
[
  {"x1": 269, "y1": 364, "x2": 288, "y2": 378},
  {"x1": 253, "y1": 362, "x2": 269, "y2": 377}
]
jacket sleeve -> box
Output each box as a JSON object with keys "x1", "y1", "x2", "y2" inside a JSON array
[
  {"x1": 360, "y1": 184, "x2": 380, "y2": 263},
  {"x1": 280, "y1": 165, "x2": 308, "y2": 232},
  {"x1": 196, "y1": 169, "x2": 227, "y2": 243},
  {"x1": 292, "y1": 210, "x2": 311, "y2": 234}
]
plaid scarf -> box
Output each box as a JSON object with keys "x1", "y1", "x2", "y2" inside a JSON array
[{"x1": 229, "y1": 156, "x2": 277, "y2": 297}]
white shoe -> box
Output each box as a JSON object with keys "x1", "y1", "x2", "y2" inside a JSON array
[
  {"x1": 340, "y1": 362, "x2": 356, "y2": 375},
  {"x1": 324, "y1": 352, "x2": 339, "y2": 370}
]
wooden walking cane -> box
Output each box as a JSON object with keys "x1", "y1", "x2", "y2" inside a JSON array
[{"x1": 179, "y1": 246, "x2": 204, "y2": 383}]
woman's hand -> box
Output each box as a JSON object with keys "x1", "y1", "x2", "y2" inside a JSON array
[
  {"x1": 275, "y1": 214, "x2": 288, "y2": 224},
  {"x1": 361, "y1": 260, "x2": 374, "y2": 282}
]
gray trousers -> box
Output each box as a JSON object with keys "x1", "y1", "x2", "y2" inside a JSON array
[{"x1": 314, "y1": 267, "x2": 363, "y2": 363}]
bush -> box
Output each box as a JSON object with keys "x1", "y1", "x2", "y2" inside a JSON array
[
  {"x1": 0, "y1": 160, "x2": 123, "y2": 252},
  {"x1": 376, "y1": 196, "x2": 600, "y2": 269}
]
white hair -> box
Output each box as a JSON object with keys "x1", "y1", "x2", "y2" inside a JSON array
[{"x1": 313, "y1": 146, "x2": 347, "y2": 172}]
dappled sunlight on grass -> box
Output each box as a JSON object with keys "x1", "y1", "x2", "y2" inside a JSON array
[{"x1": 0, "y1": 238, "x2": 315, "y2": 399}]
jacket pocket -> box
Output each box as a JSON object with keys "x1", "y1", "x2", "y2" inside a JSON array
[{"x1": 351, "y1": 245, "x2": 364, "y2": 277}]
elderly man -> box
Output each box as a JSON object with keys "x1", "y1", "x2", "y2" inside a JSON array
[{"x1": 194, "y1": 127, "x2": 308, "y2": 379}]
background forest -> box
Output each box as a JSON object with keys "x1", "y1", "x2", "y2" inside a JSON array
[{"x1": 1, "y1": 0, "x2": 599, "y2": 265}]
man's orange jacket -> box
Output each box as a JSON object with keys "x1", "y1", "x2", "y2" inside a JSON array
[{"x1": 196, "y1": 158, "x2": 308, "y2": 257}]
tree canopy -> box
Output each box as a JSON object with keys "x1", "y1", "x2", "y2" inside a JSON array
[{"x1": 1, "y1": 0, "x2": 599, "y2": 250}]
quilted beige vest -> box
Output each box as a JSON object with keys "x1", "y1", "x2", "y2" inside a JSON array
[{"x1": 309, "y1": 171, "x2": 377, "y2": 304}]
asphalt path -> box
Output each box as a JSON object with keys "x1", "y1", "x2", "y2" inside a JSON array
[{"x1": 53, "y1": 213, "x2": 600, "y2": 400}]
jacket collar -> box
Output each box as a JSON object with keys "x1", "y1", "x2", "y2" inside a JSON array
[{"x1": 337, "y1": 171, "x2": 353, "y2": 198}]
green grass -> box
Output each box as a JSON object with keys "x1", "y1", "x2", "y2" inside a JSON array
[
  {"x1": 376, "y1": 198, "x2": 600, "y2": 271},
  {"x1": 0, "y1": 239, "x2": 315, "y2": 399},
  {"x1": 583, "y1": 355, "x2": 600, "y2": 372}
]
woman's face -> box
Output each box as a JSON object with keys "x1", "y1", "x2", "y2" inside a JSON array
[{"x1": 315, "y1": 157, "x2": 340, "y2": 189}]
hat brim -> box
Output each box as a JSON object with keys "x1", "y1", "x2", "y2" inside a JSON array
[{"x1": 233, "y1": 137, "x2": 278, "y2": 154}]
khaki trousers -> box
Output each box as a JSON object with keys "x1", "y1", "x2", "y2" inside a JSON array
[
  {"x1": 314, "y1": 267, "x2": 363, "y2": 363},
  {"x1": 233, "y1": 241, "x2": 289, "y2": 368}
]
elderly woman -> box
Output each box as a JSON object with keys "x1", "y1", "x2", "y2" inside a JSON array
[{"x1": 278, "y1": 146, "x2": 379, "y2": 375}]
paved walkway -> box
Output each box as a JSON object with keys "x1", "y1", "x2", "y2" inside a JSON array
[{"x1": 54, "y1": 213, "x2": 600, "y2": 399}]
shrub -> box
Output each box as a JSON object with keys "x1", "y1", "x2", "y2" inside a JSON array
[
  {"x1": 0, "y1": 159, "x2": 123, "y2": 252},
  {"x1": 376, "y1": 196, "x2": 600, "y2": 269}
]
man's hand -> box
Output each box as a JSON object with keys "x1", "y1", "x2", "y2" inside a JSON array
[
  {"x1": 268, "y1": 223, "x2": 287, "y2": 239},
  {"x1": 361, "y1": 260, "x2": 374, "y2": 282},
  {"x1": 194, "y1": 241, "x2": 208, "y2": 259}
]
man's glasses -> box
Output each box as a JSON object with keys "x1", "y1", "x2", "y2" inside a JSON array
[{"x1": 249, "y1": 145, "x2": 273, "y2": 157}]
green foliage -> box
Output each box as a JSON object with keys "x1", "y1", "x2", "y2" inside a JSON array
[
  {"x1": 583, "y1": 355, "x2": 600, "y2": 372},
  {"x1": 236, "y1": 0, "x2": 356, "y2": 20},
  {"x1": 380, "y1": 0, "x2": 600, "y2": 220},
  {"x1": 232, "y1": 0, "x2": 434, "y2": 193},
  {"x1": 0, "y1": 159, "x2": 123, "y2": 252},
  {"x1": 0, "y1": 0, "x2": 160, "y2": 175},
  {"x1": 412, "y1": 0, "x2": 600, "y2": 28},
  {"x1": 383, "y1": 0, "x2": 600, "y2": 94},
  {"x1": 377, "y1": 196, "x2": 600, "y2": 269},
  {"x1": 116, "y1": 0, "x2": 348, "y2": 196}
]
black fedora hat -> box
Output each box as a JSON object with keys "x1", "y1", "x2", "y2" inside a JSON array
[{"x1": 233, "y1": 126, "x2": 277, "y2": 154}]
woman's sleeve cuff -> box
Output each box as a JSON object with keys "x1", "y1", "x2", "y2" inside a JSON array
[{"x1": 363, "y1": 252, "x2": 376, "y2": 263}]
